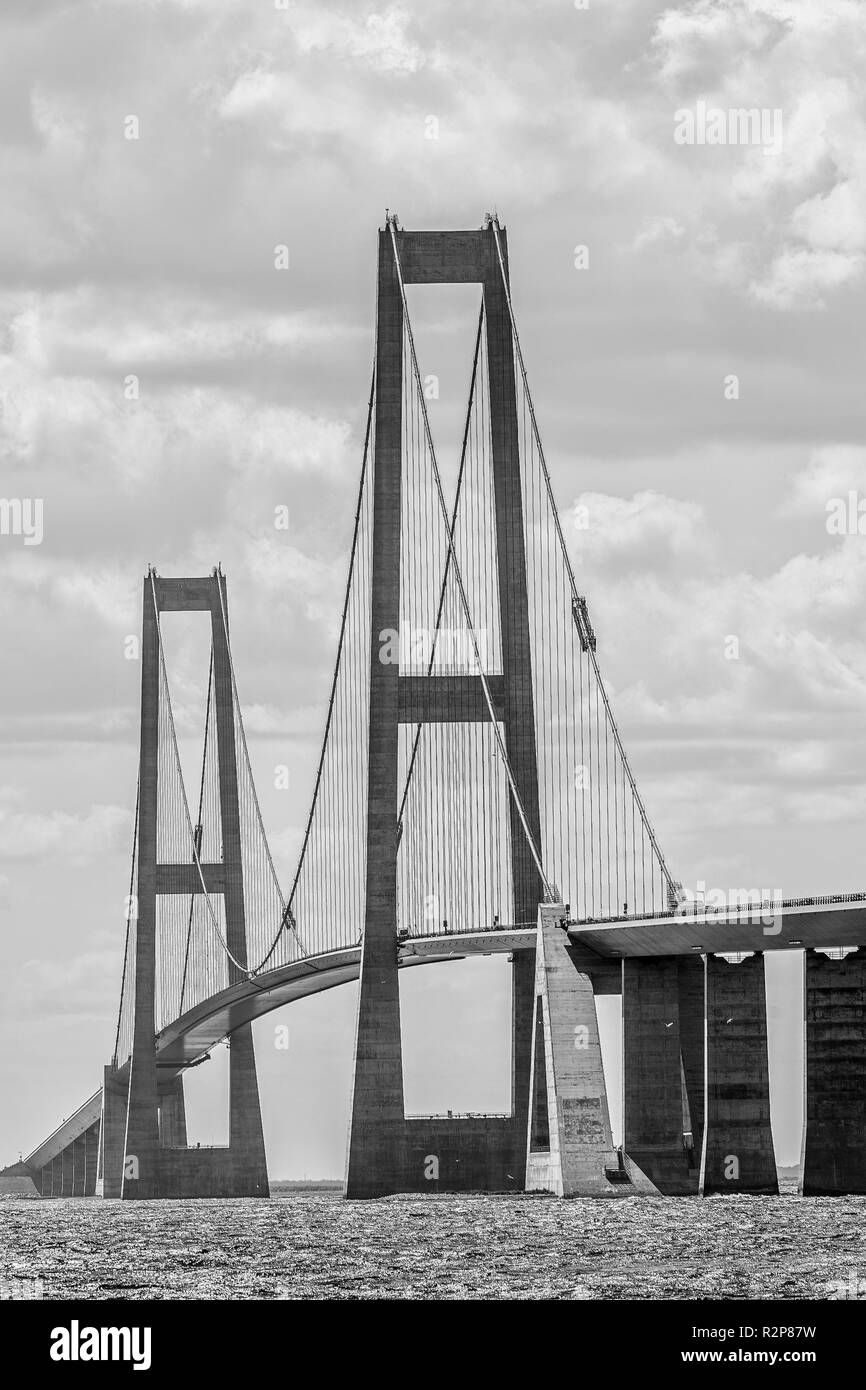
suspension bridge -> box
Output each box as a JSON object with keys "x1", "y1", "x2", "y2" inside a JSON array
[{"x1": 13, "y1": 217, "x2": 866, "y2": 1201}]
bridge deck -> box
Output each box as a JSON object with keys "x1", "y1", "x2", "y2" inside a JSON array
[
  {"x1": 569, "y1": 894, "x2": 866, "y2": 957},
  {"x1": 22, "y1": 896, "x2": 866, "y2": 1172}
]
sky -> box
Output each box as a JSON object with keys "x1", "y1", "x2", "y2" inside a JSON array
[{"x1": 1, "y1": 0, "x2": 865, "y2": 1176}]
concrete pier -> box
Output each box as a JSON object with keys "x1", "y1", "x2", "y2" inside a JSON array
[
  {"x1": 678, "y1": 955, "x2": 705, "y2": 1166},
  {"x1": 623, "y1": 956, "x2": 702, "y2": 1193},
  {"x1": 60, "y1": 1143, "x2": 73, "y2": 1196},
  {"x1": 526, "y1": 905, "x2": 657, "y2": 1197},
  {"x1": 71, "y1": 1134, "x2": 86, "y2": 1196},
  {"x1": 701, "y1": 953, "x2": 778, "y2": 1194},
  {"x1": 84, "y1": 1121, "x2": 99, "y2": 1195},
  {"x1": 99, "y1": 1065, "x2": 128, "y2": 1198},
  {"x1": 66, "y1": 1124, "x2": 99, "y2": 1198},
  {"x1": 801, "y1": 948, "x2": 866, "y2": 1195}
]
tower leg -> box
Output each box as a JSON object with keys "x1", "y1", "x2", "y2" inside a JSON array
[
  {"x1": 345, "y1": 229, "x2": 405, "y2": 1200},
  {"x1": 486, "y1": 225, "x2": 543, "y2": 1190},
  {"x1": 345, "y1": 929, "x2": 405, "y2": 1198},
  {"x1": 228, "y1": 1025, "x2": 269, "y2": 1196},
  {"x1": 122, "y1": 1041, "x2": 160, "y2": 1198},
  {"x1": 122, "y1": 577, "x2": 161, "y2": 1199},
  {"x1": 801, "y1": 948, "x2": 866, "y2": 1195},
  {"x1": 701, "y1": 954, "x2": 778, "y2": 1194}
]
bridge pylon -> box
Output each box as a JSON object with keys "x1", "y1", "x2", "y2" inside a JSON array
[
  {"x1": 345, "y1": 223, "x2": 545, "y2": 1198},
  {"x1": 108, "y1": 572, "x2": 269, "y2": 1200}
]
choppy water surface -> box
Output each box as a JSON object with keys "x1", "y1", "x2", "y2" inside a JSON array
[{"x1": 1, "y1": 1192, "x2": 864, "y2": 1300}]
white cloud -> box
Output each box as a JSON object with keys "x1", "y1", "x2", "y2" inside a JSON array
[
  {"x1": 0, "y1": 800, "x2": 128, "y2": 863},
  {"x1": 633, "y1": 215, "x2": 686, "y2": 250},
  {"x1": 780, "y1": 446, "x2": 866, "y2": 518},
  {"x1": 571, "y1": 490, "x2": 707, "y2": 571},
  {"x1": 648, "y1": 0, "x2": 866, "y2": 308},
  {"x1": 651, "y1": 0, "x2": 786, "y2": 86},
  {"x1": 750, "y1": 245, "x2": 864, "y2": 309},
  {"x1": 290, "y1": 6, "x2": 427, "y2": 74}
]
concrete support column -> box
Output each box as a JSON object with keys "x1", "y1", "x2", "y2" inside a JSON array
[
  {"x1": 526, "y1": 905, "x2": 658, "y2": 1196},
  {"x1": 801, "y1": 948, "x2": 866, "y2": 1195},
  {"x1": 51, "y1": 1155, "x2": 60, "y2": 1197},
  {"x1": 678, "y1": 955, "x2": 705, "y2": 1164},
  {"x1": 60, "y1": 1144, "x2": 73, "y2": 1196},
  {"x1": 510, "y1": 950, "x2": 536, "y2": 1183},
  {"x1": 100, "y1": 1065, "x2": 129, "y2": 1198},
  {"x1": 623, "y1": 957, "x2": 698, "y2": 1193},
  {"x1": 84, "y1": 1121, "x2": 99, "y2": 1196},
  {"x1": 701, "y1": 953, "x2": 778, "y2": 1194},
  {"x1": 71, "y1": 1134, "x2": 86, "y2": 1196}
]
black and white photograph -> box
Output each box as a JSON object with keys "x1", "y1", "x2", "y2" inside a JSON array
[{"x1": 1, "y1": 0, "x2": 864, "y2": 1360}]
